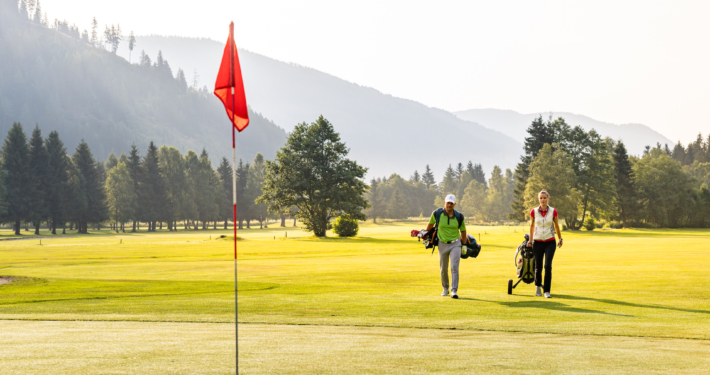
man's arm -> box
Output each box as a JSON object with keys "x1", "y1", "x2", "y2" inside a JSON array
[
  {"x1": 425, "y1": 223, "x2": 434, "y2": 231},
  {"x1": 460, "y1": 230, "x2": 468, "y2": 244}
]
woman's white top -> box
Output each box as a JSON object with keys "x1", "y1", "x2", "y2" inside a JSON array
[{"x1": 532, "y1": 205, "x2": 556, "y2": 241}]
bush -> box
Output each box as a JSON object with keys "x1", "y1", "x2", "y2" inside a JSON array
[
  {"x1": 595, "y1": 221, "x2": 606, "y2": 229},
  {"x1": 609, "y1": 221, "x2": 624, "y2": 229},
  {"x1": 583, "y1": 217, "x2": 596, "y2": 231},
  {"x1": 332, "y1": 215, "x2": 359, "y2": 237}
]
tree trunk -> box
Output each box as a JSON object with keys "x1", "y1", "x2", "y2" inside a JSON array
[
  {"x1": 280, "y1": 213, "x2": 286, "y2": 227},
  {"x1": 51, "y1": 220, "x2": 57, "y2": 235},
  {"x1": 62, "y1": 222, "x2": 66, "y2": 235},
  {"x1": 224, "y1": 220, "x2": 228, "y2": 230},
  {"x1": 246, "y1": 219, "x2": 250, "y2": 229},
  {"x1": 259, "y1": 218, "x2": 263, "y2": 229},
  {"x1": 238, "y1": 220, "x2": 243, "y2": 229},
  {"x1": 193, "y1": 220, "x2": 198, "y2": 230},
  {"x1": 25, "y1": 223, "x2": 29, "y2": 231},
  {"x1": 132, "y1": 221, "x2": 137, "y2": 232},
  {"x1": 34, "y1": 221, "x2": 40, "y2": 235},
  {"x1": 293, "y1": 217, "x2": 297, "y2": 227},
  {"x1": 14, "y1": 220, "x2": 20, "y2": 235}
]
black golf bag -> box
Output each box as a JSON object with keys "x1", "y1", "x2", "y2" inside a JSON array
[{"x1": 508, "y1": 233, "x2": 534, "y2": 294}]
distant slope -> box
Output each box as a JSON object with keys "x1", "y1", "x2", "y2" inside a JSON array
[
  {"x1": 0, "y1": 8, "x2": 286, "y2": 163},
  {"x1": 455, "y1": 109, "x2": 673, "y2": 156},
  {"x1": 118, "y1": 36, "x2": 523, "y2": 177}
]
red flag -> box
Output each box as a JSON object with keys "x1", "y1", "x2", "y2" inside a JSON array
[{"x1": 214, "y1": 22, "x2": 249, "y2": 132}]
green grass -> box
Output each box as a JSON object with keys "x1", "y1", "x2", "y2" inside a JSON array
[{"x1": 0, "y1": 223, "x2": 709, "y2": 374}]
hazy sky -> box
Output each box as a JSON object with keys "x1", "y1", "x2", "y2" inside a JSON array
[{"x1": 41, "y1": 0, "x2": 710, "y2": 143}]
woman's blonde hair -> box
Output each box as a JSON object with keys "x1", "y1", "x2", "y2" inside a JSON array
[{"x1": 538, "y1": 189, "x2": 550, "y2": 198}]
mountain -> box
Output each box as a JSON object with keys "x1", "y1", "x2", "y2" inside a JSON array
[
  {"x1": 117, "y1": 36, "x2": 523, "y2": 177},
  {"x1": 454, "y1": 109, "x2": 673, "y2": 156},
  {"x1": 0, "y1": 5, "x2": 286, "y2": 163}
]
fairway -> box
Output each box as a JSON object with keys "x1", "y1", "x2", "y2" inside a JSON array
[{"x1": 1, "y1": 222, "x2": 709, "y2": 374}]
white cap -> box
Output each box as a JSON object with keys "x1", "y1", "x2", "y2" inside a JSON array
[{"x1": 445, "y1": 194, "x2": 456, "y2": 204}]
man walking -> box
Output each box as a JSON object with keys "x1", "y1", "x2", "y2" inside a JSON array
[{"x1": 424, "y1": 194, "x2": 468, "y2": 299}]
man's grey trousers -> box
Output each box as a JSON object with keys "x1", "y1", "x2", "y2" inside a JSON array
[{"x1": 439, "y1": 239, "x2": 461, "y2": 293}]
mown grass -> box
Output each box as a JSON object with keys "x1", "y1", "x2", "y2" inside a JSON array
[{"x1": 0, "y1": 222, "x2": 709, "y2": 373}]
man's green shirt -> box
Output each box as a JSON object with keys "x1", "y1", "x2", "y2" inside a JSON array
[{"x1": 429, "y1": 210, "x2": 466, "y2": 243}]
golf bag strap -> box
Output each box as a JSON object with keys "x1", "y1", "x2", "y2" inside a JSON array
[{"x1": 434, "y1": 208, "x2": 464, "y2": 229}]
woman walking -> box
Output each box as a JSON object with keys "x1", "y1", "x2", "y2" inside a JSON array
[{"x1": 527, "y1": 190, "x2": 563, "y2": 298}]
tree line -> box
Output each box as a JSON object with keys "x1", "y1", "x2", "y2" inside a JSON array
[
  {"x1": 510, "y1": 116, "x2": 710, "y2": 228},
  {"x1": 0, "y1": 123, "x2": 282, "y2": 235},
  {"x1": 366, "y1": 162, "x2": 515, "y2": 224}
]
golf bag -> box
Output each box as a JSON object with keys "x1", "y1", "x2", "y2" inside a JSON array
[{"x1": 508, "y1": 233, "x2": 534, "y2": 294}]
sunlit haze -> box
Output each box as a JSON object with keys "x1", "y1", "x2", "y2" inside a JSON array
[{"x1": 41, "y1": 0, "x2": 710, "y2": 143}]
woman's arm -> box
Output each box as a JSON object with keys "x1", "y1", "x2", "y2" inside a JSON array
[
  {"x1": 553, "y1": 217, "x2": 563, "y2": 248},
  {"x1": 527, "y1": 216, "x2": 535, "y2": 247}
]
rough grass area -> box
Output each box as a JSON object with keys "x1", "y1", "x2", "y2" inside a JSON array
[{"x1": 0, "y1": 223, "x2": 709, "y2": 373}]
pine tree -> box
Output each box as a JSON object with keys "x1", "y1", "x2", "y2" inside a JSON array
[
  {"x1": 127, "y1": 144, "x2": 142, "y2": 231},
  {"x1": 422, "y1": 165, "x2": 436, "y2": 190},
  {"x1": 1, "y1": 123, "x2": 32, "y2": 234},
  {"x1": 235, "y1": 159, "x2": 250, "y2": 228},
  {"x1": 45, "y1": 131, "x2": 68, "y2": 234},
  {"x1": 613, "y1": 141, "x2": 637, "y2": 228},
  {"x1": 216, "y1": 157, "x2": 233, "y2": 229},
  {"x1": 440, "y1": 164, "x2": 457, "y2": 195},
  {"x1": 105, "y1": 152, "x2": 118, "y2": 170},
  {"x1": 472, "y1": 163, "x2": 487, "y2": 189},
  {"x1": 32, "y1": 0, "x2": 41, "y2": 23},
  {"x1": 367, "y1": 178, "x2": 384, "y2": 223},
  {"x1": 247, "y1": 153, "x2": 268, "y2": 229},
  {"x1": 410, "y1": 170, "x2": 420, "y2": 183},
  {"x1": 128, "y1": 31, "x2": 136, "y2": 63},
  {"x1": 140, "y1": 141, "x2": 169, "y2": 231},
  {"x1": 454, "y1": 163, "x2": 464, "y2": 180},
  {"x1": 90, "y1": 17, "x2": 98, "y2": 46},
  {"x1": 28, "y1": 125, "x2": 48, "y2": 234},
  {"x1": 158, "y1": 146, "x2": 186, "y2": 231},
  {"x1": 386, "y1": 187, "x2": 409, "y2": 219},
  {"x1": 72, "y1": 140, "x2": 107, "y2": 233}
]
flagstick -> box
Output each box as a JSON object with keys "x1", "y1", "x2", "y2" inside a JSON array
[{"x1": 232, "y1": 89, "x2": 238, "y2": 372}]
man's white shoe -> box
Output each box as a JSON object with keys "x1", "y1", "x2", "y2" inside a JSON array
[
  {"x1": 544, "y1": 292, "x2": 551, "y2": 298},
  {"x1": 536, "y1": 286, "x2": 542, "y2": 297},
  {"x1": 451, "y1": 293, "x2": 458, "y2": 299},
  {"x1": 441, "y1": 289, "x2": 449, "y2": 297}
]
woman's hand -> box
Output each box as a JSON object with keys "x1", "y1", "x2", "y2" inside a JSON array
[
  {"x1": 526, "y1": 240, "x2": 533, "y2": 248},
  {"x1": 558, "y1": 238, "x2": 563, "y2": 248}
]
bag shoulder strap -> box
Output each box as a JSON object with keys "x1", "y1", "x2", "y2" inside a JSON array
[
  {"x1": 454, "y1": 210, "x2": 464, "y2": 229},
  {"x1": 434, "y1": 208, "x2": 444, "y2": 227}
]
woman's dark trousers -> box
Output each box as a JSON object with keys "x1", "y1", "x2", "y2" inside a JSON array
[{"x1": 533, "y1": 240, "x2": 556, "y2": 293}]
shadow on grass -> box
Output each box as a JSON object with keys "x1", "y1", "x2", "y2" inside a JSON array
[
  {"x1": 553, "y1": 294, "x2": 710, "y2": 315},
  {"x1": 458, "y1": 297, "x2": 633, "y2": 317}
]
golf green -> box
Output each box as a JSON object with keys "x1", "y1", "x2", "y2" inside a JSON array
[{"x1": 0, "y1": 222, "x2": 708, "y2": 373}]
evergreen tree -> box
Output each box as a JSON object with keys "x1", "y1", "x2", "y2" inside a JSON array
[
  {"x1": 105, "y1": 152, "x2": 118, "y2": 170},
  {"x1": 127, "y1": 144, "x2": 142, "y2": 231},
  {"x1": 613, "y1": 141, "x2": 637, "y2": 228},
  {"x1": 2, "y1": 123, "x2": 33, "y2": 234},
  {"x1": 45, "y1": 131, "x2": 69, "y2": 234},
  {"x1": 72, "y1": 140, "x2": 107, "y2": 233},
  {"x1": 140, "y1": 141, "x2": 169, "y2": 231},
  {"x1": 454, "y1": 163, "x2": 464, "y2": 180},
  {"x1": 471, "y1": 163, "x2": 487, "y2": 189},
  {"x1": 366, "y1": 178, "x2": 384, "y2": 223},
  {"x1": 386, "y1": 187, "x2": 409, "y2": 219},
  {"x1": 128, "y1": 31, "x2": 136, "y2": 63},
  {"x1": 440, "y1": 164, "x2": 457, "y2": 195},
  {"x1": 421, "y1": 164, "x2": 436, "y2": 190},
  {"x1": 32, "y1": 0, "x2": 41, "y2": 23},
  {"x1": 90, "y1": 17, "x2": 98, "y2": 46},
  {"x1": 158, "y1": 146, "x2": 186, "y2": 231},
  {"x1": 235, "y1": 159, "x2": 250, "y2": 228},
  {"x1": 484, "y1": 166, "x2": 509, "y2": 221},
  {"x1": 247, "y1": 153, "x2": 268, "y2": 228},
  {"x1": 28, "y1": 125, "x2": 48, "y2": 234},
  {"x1": 410, "y1": 170, "x2": 420, "y2": 183},
  {"x1": 64, "y1": 157, "x2": 87, "y2": 233},
  {"x1": 216, "y1": 157, "x2": 233, "y2": 229}
]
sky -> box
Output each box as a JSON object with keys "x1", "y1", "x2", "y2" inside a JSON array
[{"x1": 40, "y1": 0, "x2": 710, "y2": 143}]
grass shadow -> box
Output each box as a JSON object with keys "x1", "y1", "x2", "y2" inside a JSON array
[
  {"x1": 554, "y1": 294, "x2": 710, "y2": 315},
  {"x1": 457, "y1": 297, "x2": 633, "y2": 317}
]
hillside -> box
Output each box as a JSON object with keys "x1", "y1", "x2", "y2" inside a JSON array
[
  {"x1": 0, "y1": 5, "x2": 286, "y2": 163},
  {"x1": 117, "y1": 36, "x2": 523, "y2": 177},
  {"x1": 455, "y1": 109, "x2": 673, "y2": 156}
]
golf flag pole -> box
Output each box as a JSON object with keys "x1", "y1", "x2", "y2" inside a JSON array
[{"x1": 214, "y1": 21, "x2": 249, "y2": 373}]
